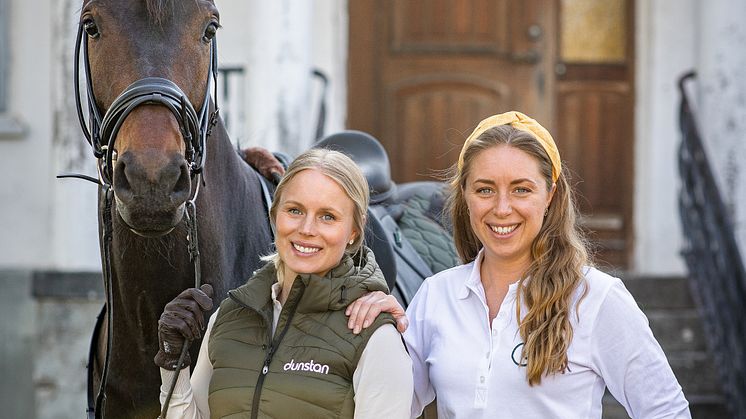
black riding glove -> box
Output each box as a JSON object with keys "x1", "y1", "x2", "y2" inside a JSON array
[{"x1": 154, "y1": 284, "x2": 214, "y2": 370}]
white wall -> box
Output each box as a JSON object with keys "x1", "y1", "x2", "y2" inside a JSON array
[
  {"x1": 311, "y1": 0, "x2": 349, "y2": 138},
  {"x1": 634, "y1": 0, "x2": 746, "y2": 274},
  {"x1": 633, "y1": 0, "x2": 694, "y2": 275},
  {"x1": 696, "y1": 0, "x2": 746, "y2": 260},
  {"x1": 218, "y1": 0, "x2": 315, "y2": 156},
  {"x1": 217, "y1": 0, "x2": 347, "y2": 155},
  {"x1": 50, "y1": 0, "x2": 101, "y2": 271},
  {"x1": 0, "y1": 0, "x2": 56, "y2": 269},
  {"x1": 0, "y1": 0, "x2": 102, "y2": 271}
]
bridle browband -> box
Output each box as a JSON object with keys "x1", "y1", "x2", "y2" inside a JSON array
[{"x1": 72, "y1": 19, "x2": 217, "y2": 419}]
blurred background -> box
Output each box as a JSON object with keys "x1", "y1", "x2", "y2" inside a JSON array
[{"x1": 1, "y1": 0, "x2": 744, "y2": 417}]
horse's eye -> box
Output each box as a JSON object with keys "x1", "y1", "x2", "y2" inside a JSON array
[
  {"x1": 83, "y1": 20, "x2": 100, "y2": 39},
  {"x1": 202, "y1": 22, "x2": 218, "y2": 43}
]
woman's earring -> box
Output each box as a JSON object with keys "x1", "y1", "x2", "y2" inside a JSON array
[
  {"x1": 544, "y1": 207, "x2": 549, "y2": 217},
  {"x1": 348, "y1": 239, "x2": 354, "y2": 245}
]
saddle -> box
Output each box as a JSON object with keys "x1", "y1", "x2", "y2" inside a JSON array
[{"x1": 315, "y1": 131, "x2": 459, "y2": 306}]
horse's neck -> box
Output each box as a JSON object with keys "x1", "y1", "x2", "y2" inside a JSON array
[{"x1": 195, "y1": 121, "x2": 274, "y2": 291}]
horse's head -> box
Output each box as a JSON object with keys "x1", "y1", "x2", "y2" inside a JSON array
[{"x1": 79, "y1": 0, "x2": 219, "y2": 236}]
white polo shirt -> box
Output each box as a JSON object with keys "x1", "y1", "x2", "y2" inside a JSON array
[{"x1": 404, "y1": 250, "x2": 691, "y2": 419}]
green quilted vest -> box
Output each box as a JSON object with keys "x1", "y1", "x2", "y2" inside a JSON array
[{"x1": 208, "y1": 247, "x2": 396, "y2": 419}]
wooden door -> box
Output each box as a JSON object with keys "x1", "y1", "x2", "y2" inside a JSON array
[{"x1": 349, "y1": 0, "x2": 634, "y2": 268}]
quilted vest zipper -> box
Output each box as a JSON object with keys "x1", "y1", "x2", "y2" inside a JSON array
[
  {"x1": 230, "y1": 286, "x2": 303, "y2": 419},
  {"x1": 252, "y1": 300, "x2": 298, "y2": 418}
]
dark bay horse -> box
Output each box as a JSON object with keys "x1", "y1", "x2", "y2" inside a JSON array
[{"x1": 74, "y1": 0, "x2": 273, "y2": 417}]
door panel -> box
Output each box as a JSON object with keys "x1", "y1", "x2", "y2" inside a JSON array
[{"x1": 388, "y1": 75, "x2": 510, "y2": 178}]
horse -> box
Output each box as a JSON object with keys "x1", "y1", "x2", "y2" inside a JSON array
[{"x1": 73, "y1": 0, "x2": 274, "y2": 417}]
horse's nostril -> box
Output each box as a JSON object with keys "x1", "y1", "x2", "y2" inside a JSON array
[
  {"x1": 113, "y1": 159, "x2": 134, "y2": 203},
  {"x1": 172, "y1": 161, "x2": 191, "y2": 201}
]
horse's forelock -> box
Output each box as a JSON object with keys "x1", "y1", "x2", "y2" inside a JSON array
[
  {"x1": 145, "y1": 0, "x2": 202, "y2": 26},
  {"x1": 145, "y1": 0, "x2": 174, "y2": 25}
]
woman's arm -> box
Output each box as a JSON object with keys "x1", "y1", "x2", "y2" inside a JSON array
[
  {"x1": 402, "y1": 282, "x2": 435, "y2": 418},
  {"x1": 353, "y1": 324, "x2": 413, "y2": 419},
  {"x1": 158, "y1": 310, "x2": 216, "y2": 418},
  {"x1": 591, "y1": 280, "x2": 691, "y2": 419}
]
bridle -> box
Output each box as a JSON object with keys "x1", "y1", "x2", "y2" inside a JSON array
[
  {"x1": 73, "y1": 21, "x2": 219, "y2": 187},
  {"x1": 71, "y1": 19, "x2": 218, "y2": 419}
]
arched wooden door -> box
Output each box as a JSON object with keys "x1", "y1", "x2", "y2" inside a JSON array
[{"x1": 349, "y1": 0, "x2": 634, "y2": 268}]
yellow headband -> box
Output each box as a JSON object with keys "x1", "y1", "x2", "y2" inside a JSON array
[{"x1": 458, "y1": 111, "x2": 562, "y2": 182}]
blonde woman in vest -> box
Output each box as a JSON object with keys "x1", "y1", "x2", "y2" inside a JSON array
[
  {"x1": 154, "y1": 148, "x2": 412, "y2": 418},
  {"x1": 346, "y1": 111, "x2": 690, "y2": 418}
]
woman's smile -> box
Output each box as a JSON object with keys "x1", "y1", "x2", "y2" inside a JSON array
[
  {"x1": 488, "y1": 223, "x2": 520, "y2": 236},
  {"x1": 291, "y1": 241, "x2": 322, "y2": 255}
]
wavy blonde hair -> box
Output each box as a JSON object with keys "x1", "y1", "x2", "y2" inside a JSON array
[{"x1": 446, "y1": 125, "x2": 589, "y2": 385}]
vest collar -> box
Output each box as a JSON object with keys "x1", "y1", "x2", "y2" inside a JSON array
[{"x1": 229, "y1": 247, "x2": 389, "y2": 314}]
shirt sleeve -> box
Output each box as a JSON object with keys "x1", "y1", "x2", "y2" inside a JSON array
[
  {"x1": 158, "y1": 309, "x2": 217, "y2": 419},
  {"x1": 590, "y1": 280, "x2": 691, "y2": 419},
  {"x1": 353, "y1": 324, "x2": 413, "y2": 419},
  {"x1": 403, "y1": 281, "x2": 436, "y2": 418}
]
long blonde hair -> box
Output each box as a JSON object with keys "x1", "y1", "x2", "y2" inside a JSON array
[
  {"x1": 446, "y1": 125, "x2": 589, "y2": 385},
  {"x1": 264, "y1": 148, "x2": 369, "y2": 279}
]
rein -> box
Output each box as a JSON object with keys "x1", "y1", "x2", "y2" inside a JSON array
[{"x1": 68, "y1": 19, "x2": 219, "y2": 419}]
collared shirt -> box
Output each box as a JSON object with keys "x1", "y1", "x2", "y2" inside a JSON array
[
  {"x1": 159, "y1": 282, "x2": 412, "y2": 418},
  {"x1": 404, "y1": 250, "x2": 691, "y2": 419}
]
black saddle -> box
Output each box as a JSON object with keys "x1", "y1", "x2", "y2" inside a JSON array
[{"x1": 315, "y1": 131, "x2": 456, "y2": 306}]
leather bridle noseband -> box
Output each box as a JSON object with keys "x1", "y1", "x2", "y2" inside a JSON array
[{"x1": 72, "y1": 19, "x2": 217, "y2": 419}]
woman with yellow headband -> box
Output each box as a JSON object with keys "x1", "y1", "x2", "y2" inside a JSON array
[{"x1": 347, "y1": 111, "x2": 690, "y2": 418}]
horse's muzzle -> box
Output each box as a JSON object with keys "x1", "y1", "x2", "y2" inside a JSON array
[{"x1": 112, "y1": 151, "x2": 191, "y2": 235}]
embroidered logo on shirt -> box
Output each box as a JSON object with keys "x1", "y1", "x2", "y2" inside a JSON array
[
  {"x1": 511, "y1": 343, "x2": 528, "y2": 367},
  {"x1": 283, "y1": 359, "x2": 330, "y2": 375}
]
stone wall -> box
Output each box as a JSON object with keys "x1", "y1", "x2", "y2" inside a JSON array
[{"x1": 0, "y1": 270, "x2": 102, "y2": 419}]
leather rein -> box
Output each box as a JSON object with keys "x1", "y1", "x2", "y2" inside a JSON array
[{"x1": 68, "y1": 20, "x2": 219, "y2": 419}]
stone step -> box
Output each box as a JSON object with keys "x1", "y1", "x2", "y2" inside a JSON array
[
  {"x1": 668, "y1": 351, "x2": 724, "y2": 396},
  {"x1": 599, "y1": 351, "x2": 724, "y2": 417},
  {"x1": 603, "y1": 275, "x2": 729, "y2": 418},
  {"x1": 645, "y1": 309, "x2": 707, "y2": 353},
  {"x1": 602, "y1": 392, "x2": 730, "y2": 419},
  {"x1": 620, "y1": 275, "x2": 695, "y2": 310}
]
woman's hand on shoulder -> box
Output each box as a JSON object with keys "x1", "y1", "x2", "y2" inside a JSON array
[{"x1": 346, "y1": 291, "x2": 408, "y2": 334}]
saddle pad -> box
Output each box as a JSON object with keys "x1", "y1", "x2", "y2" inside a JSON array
[{"x1": 397, "y1": 193, "x2": 459, "y2": 274}]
